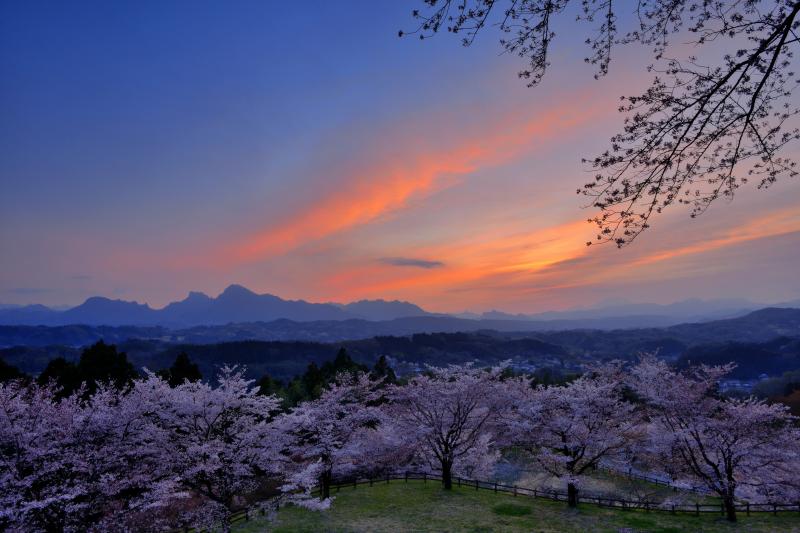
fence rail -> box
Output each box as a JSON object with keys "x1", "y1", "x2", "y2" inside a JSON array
[
  {"x1": 221, "y1": 471, "x2": 800, "y2": 527},
  {"x1": 597, "y1": 464, "x2": 710, "y2": 495},
  {"x1": 325, "y1": 472, "x2": 800, "y2": 516}
]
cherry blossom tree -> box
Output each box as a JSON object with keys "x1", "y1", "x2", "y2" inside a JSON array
[
  {"x1": 507, "y1": 365, "x2": 643, "y2": 506},
  {"x1": 279, "y1": 372, "x2": 385, "y2": 499},
  {"x1": 385, "y1": 364, "x2": 505, "y2": 489},
  {"x1": 0, "y1": 379, "x2": 177, "y2": 532},
  {"x1": 150, "y1": 366, "x2": 296, "y2": 532},
  {"x1": 1, "y1": 381, "x2": 75, "y2": 530},
  {"x1": 630, "y1": 356, "x2": 800, "y2": 522}
]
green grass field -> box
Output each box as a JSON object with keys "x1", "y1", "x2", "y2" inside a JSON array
[{"x1": 232, "y1": 480, "x2": 800, "y2": 532}]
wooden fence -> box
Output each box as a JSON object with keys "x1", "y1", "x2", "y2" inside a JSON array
[
  {"x1": 598, "y1": 464, "x2": 710, "y2": 495},
  {"x1": 222, "y1": 471, "x2": 800, "y2": 525}
]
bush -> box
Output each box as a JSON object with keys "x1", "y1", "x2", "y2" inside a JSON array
[{"x1": 492, "y1": 503, "x2": 532, "y2": 516}]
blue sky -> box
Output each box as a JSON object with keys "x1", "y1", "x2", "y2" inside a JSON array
[{"x1": 2, "y1": 1, "x2": 799, "y2": 311}]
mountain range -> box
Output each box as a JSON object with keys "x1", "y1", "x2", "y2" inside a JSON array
[
  {"x1": 0, "y1": 284, "x2": 431, "y2": 327},
  {"x1": 1, "y1": 283, "x2": 797, "y2": 329}
]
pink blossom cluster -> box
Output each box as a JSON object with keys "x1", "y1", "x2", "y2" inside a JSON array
[{"x1": 3, "y1": 356, "x2": 799, "y2": 528}]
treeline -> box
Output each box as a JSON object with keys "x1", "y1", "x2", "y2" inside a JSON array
[
  {"x1": 4, "y1": 356, "x2": 799, "y2": 531},
  {"x1": 0, "y1": 332, "x2": 571, "y2": 382},
  {"x1": 0, "y1": 341, "x2": 397, "y2": 406},
  {"x1": 4, "y1": 330, "x2": 800, "y2": 386}
]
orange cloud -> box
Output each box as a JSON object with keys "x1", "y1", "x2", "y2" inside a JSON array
[
  {"x1": 316, "y1": 218, "x2": 595, "y2": 304},
  {"x1": 221, "y1": 93, "x2": 606, "y2": 266},
  {"x1": 312, "y1": 200, "x2": 800, "y2": 310},
  {"x1": 626, "y1": 207, "x2": 800, "y2": 269}
]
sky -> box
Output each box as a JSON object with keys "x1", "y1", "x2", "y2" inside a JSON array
[{"x1": 1, "y1": 1, "x2": 799, "y2": 313}]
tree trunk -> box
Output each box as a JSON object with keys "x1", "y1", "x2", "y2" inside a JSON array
[
  {"x1": 321, "y1": 469, "x2": 332, "y2": 500},
  {"x1": 567, "y1": 482, "x2": 578, "y2": 507},
  {"x1": 442, "y1": 460, "x2": 453, "y2": 490},
  {"x1": 723, "y1": 495, "x2": 737, "y2": 522}
]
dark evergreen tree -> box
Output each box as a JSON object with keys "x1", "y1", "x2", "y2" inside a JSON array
[
  {"x1": 0, "y1": 358, "x2": 27, "y2": 383},
  {"x1": 256, "y1": 373, "x2": 284, "y2": 397},
  {"x1": 160, "y1": 352, "x2": 202, "y2": 387},
  {"x1": 301, "y1": 362, "x2": 324, "y2": 399},
  {"x1": 371, "y1": 355, "x2": 397, "y2": 385},
  {"x1": 76, "y1": 341, "x2": 138, "y2": 395},
  {"x1": 37, "y1": 357, "x2": 82, "y2": 398},
  {"x1": 321, "y1": 347, "x2": 368, "y2": 379}
]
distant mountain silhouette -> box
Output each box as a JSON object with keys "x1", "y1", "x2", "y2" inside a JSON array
[
  {"x1": 481, "y1": 298, "x2": 760, "y2": 323},
  {"x1": 159, "y1": 285, "x2": 348, "y2": 325},
  {"x1": 0, "y1": 286, "x2": 794, "y2": 329},
  {"x1": 340, "y1": 299, "x2": 431, "y2": 321},
  {"x1": 0, "y1": 304, "x2": 57, "y2": 324},
  {"x1": 0, "y1": 284, "x2": 435, "y2": 326},
  {"x1": 61, "y1": 297, "x2": 156, "y2": 325}
]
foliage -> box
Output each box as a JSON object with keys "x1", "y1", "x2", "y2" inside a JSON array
[
  {"x1": 0, "y1": 357, "x2": 27, "y2": 383},
  {"x1": 630, "y1": 355, "x2": 800, "y2": 521},
  {"x1": 385, "y1": 364, "x2": 507, "y2": 489},
  {"x1": 505, "y1": 363, "x2": 643, "y2": 505},
  {"x1": 156, "y1": 351, "x2": 202, "y2": 386},
  {"x1": 257, "y1": 348, "x2": 384, "y2": 406},
  {"x1": 492, "y1": 502, "x2": 533, "y2": 516},
  {"x1": 4, "y1": 355, "x2": 800, "y2": 529},
  {"x1": 278, "y1": 372, "x2": 385, "y2": 499},
  {"x1": 371, "y1": 354, "x2": 398, "y2": 385},
  {"x1": 37, "y1": 340, "x2": 138, "y2": 397},
  {"x1": 0, "y1": 368, "x2": 313, "y2": 532}
]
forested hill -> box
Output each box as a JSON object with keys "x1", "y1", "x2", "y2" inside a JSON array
[
  {"x1": 1, "y1": 333, "x2": 568, "y2": 383},
  {"x1": 1, "y1": 307, "x2": 798, "y2": 348},
  {"x1": 666, "y1": 307, "x2": 800, "y2": 343},
  {"x1": 1, "y1": 308, "x2": 799, "y2": 382}
]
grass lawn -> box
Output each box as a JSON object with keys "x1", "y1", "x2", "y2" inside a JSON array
[{"x1": 232, "y1": 480, "x2": 800, "y2": 532}]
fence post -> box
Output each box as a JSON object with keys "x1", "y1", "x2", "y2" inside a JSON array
[
  {"x1": 747, "y1": 502, "x2": 750, "y2": 516},
  {"x1": 671, "y1": 504, "x2": 675, "y2": 515},
  {"x1": 721, "y1": 503, "x2": 725, "y2": 516},
  {"x1": 774, "y1": 504, "x2": 778, "y2": 516},
  {"x1": 533, "y1": 489, "x2": 537, "y2": 498},
  {"x1": 386, "y1": 473, "x2": 390, "y2": 484},
  {"x1": 475, "y1": 479, "x2": 479, "y2": 491},
  {"x1": 423, "y1": 473, "x2": 426, "y2": 483},
  {"x1": 696, "y1": 503, "x2": 700, "y2": 516},
  {"x1": 458, "y1": 477, "x2": 461, "y2": 487},
  {"x1": 405, "y1": 471, "x2": 408, "y2": 483},
  {"x1": 494, "y1": 481, "x2": 498, "y2": 493},
  {"x1": 513, "y1": 486, "x2": 517, "y2": 497}
]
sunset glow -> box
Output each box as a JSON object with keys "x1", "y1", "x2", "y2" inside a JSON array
[{"x1": 2, "y1": 2, "x2": 799, "y2": 312}]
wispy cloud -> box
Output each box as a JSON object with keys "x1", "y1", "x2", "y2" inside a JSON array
[
  {"x1": 211, "y1": 91, "x2": 606, "y2": 267},
  {"x1": 380, "y1": 257, "x2": 444, "y2": 269}
]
